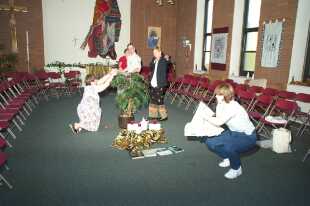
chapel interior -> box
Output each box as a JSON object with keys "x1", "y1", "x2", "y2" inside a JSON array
[{"x1": 0, "y1": 0, "x2": 309, "y2": 205}]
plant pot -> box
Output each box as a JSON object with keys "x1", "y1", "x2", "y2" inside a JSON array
[{"x1": 118, "y1": 113, "x2": 134, "y2": 129}]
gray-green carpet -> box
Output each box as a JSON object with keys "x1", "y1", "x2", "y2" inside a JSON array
[{"x1": 1, "y1": 92, "x2": 310, "y2": 206}]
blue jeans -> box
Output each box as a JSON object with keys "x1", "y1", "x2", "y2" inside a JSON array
[{"x1": 205, "y1": 130, "x2": 256, "y2": 170}]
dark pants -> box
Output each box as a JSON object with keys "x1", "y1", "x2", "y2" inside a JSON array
[
  {"x1": 205, "y1": 130, "x2": 256, "y2": 169},
  {"x1": 149, "y1": 86, "x2": 167, "y2": 119}
]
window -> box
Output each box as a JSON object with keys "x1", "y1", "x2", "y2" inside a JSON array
[
  {"x1": 303, "y1": 25, "x2": 310, "y2": 81},
  {"x1": 202, "y1": 0, "x2": 213, "y2": 70},
  {"x1": 240, "y1": 0, "x2": 262, "y2": 76}
]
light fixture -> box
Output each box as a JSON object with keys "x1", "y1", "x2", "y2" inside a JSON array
[{"x1": 155, "y1": 0, "x2": 175, "y2": 6}]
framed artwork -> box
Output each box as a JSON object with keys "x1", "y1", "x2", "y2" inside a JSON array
[
  {"x1": 261, "y1": 20, "x2": 283, "y2": 68},
  {"x1": 210, "y1": 27, "x2": 229, "y2": 70},
  {"x1": 147, "y1": 26, "x2": 161, "y2": 48}
]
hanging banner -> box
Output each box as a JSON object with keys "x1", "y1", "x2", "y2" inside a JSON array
[
  {"x1": 261, "y1": 21, "x2": 283, "y2": 68},
  {"x1": 210, "y1": 27, "x2": 229, "y2": 71}
]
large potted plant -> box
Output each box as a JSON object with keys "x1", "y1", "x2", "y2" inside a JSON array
[{"x1": 111, "y1": 73, "x2": 149, "y2": 128}]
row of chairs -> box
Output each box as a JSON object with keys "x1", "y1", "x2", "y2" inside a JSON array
[
  {"x1": 0, "y1": 70, "x2": 82, "y2": 189},
  {"x1": 0, "y1": 72, "x2": 44, "y2": 189},
  {"x1": 166, "y1": 74, "x2": 310, "y2": 140}
]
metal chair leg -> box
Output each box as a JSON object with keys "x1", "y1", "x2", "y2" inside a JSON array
[
  {"x1": 0, "y1": 174, "x2": 13, "y2": 189},
  {"x1": 302, "y1": 149, "x2": 310, "y2": 162}
]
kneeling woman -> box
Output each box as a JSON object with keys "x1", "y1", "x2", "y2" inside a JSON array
[
  {"x1": 70, "y1": 69, "x2": 117, "y2": 134},
  {"x1": 204, "y1": 83, "x2": 256, "y2": 179}
]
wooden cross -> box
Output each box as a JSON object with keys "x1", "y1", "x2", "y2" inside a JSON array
[{"x1": 0, "y1": 0, "x2": 28, "y2": 53}]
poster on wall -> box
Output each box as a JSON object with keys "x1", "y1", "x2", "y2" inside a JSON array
[
  {"x1": 210, "y1": 27, "x2": 229, "y2": 70},
  {"x1": 147, "y1": 26, "x2": 161, "y2": 48},
  {"x1": 261, "y1": 20, "x2": 283, "y2": 68}
]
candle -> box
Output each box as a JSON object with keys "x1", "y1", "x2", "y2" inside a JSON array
[{"x1": 26, "y1": 30, "x2": 30, "y2": 72}]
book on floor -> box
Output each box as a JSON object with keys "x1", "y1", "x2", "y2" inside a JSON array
[{"x1": 132, "y1": 146, "x2": 184, "y2": 159}]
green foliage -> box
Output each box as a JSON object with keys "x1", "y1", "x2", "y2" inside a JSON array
[{"x1": 111, "y1": 73, "x2": 149, "y2": 115}]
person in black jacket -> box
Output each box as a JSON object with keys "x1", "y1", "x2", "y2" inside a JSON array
[{"x1": 148, "y1": 46, "x2": 169, "y2": 121}]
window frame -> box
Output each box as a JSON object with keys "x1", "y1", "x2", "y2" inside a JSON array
[
  {"x1": 201, "y1": 0, "x2": 213, "y2": 71},
  {"x1": 303, "y1": 24, "x2": 310, "y2": 81},
  {"x1": 239, "y1": 0, "x2": 260, "y2": 76}
]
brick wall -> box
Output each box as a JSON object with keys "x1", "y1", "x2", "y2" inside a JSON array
[
  {"x1": 131, "y1": 0, "x2": 177, "y2": 66},
  {"x1": 255, "y1": 0, "x2": 298, "y2": 89},
  {"x1": 0, "y1": 0, "x2": 44, "y2": 72},
  {"x1": 174, "y1": 0, "x2": 197, "y2": 76},
  {"x1": 130, "y1": 0, "x2": 197, "y2": 76}
]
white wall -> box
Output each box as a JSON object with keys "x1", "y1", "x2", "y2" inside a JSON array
[
  {"x1": 193, "y1": 0, "x2": 205, "y2": 71},
  {"x1": 229, "y1": 0, "x2": 245, "y2": 76},
  {"x1": 42, "y1": 0, "x2": 131, "y2": 64},
  {"x1": 288, "y1": 0, "x2": 310, "y2": 82}
]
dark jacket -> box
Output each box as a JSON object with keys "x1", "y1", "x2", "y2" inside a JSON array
[{"x1": 149, "y1": 57, "x2": 168, "y2": 88}]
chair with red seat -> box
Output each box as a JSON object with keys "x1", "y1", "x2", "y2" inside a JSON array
[
  {"x1": 139, "y1": 66, "x2": 151, "y2": 81},
  {"x1": 0, "y1": 82, "x2": 31, "y2": 114},
  {"x1": 248, "y1": 86, "x2": 263, "y2": 94},
  {"x1": 0, "y1": 133, "x2": 12, "y2": 148},
  {"x1": 258, "y1": 99, "x2": 298, "y2": 138},
  {"x1": 0, "y1": 152, "x2": 13, "y2": 189},
  {"x1": 202, "y1": 80, "x2": 224, "y2": 105},
  {"x1": 236, "y1": 89, "x2": 256, "y2": 111},
  {"x1": 64, "y1": 70, "x2": 82, "y2": 95},
  {"x1": 0, "y1": 137, "x2": 7, "y2": 150},
  {"x1": 177, "y1": 76, "x2": 201, "y2": 107},
  {"x1": 261, "y1": 87, "x2": 278, "y2": 96},
  {"x1": 170, "y1": 74, "x2": 193, "y2": 104},
  {"x1": 185, "y1": 80, "x2": 209, "y2": 111},
  {"x1": 248, "y1": 94, "x2": 274, "y2": 130},
  {"x1": 47, "y1": 72, "x2": 65, "y2": 98},
  {"x1": 277, "y1": 90, "x2": 296, "y2": 100},
  {"x1": 165, "y1": 76, "x2": 183, "y2": 100},
  {"x1": 294, "y1": 93, "x2": 310, "y2": 136}
]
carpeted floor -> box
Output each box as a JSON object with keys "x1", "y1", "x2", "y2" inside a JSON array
[{"x1": 0, "y1": 92, "x2": 310, "y2": 206}]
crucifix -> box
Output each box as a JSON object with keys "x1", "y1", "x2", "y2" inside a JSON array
[{"x1": 0, "y1": 0, "x2": 28, "y2": 53}]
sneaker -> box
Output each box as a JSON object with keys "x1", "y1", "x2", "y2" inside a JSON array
[
  {"x1": 69, "y1": 124, "x2": 78, "y2": 134},
  {"x1": 218, "y1": 158, "x2": 230, "y2": 168},
  {"x1": 224, "y1": 167, "x2": 242, "y2": 179}
]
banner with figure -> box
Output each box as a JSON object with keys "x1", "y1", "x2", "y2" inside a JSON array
[
  {"x1": 261, "y1": 21, "x2": 283, "y2": 68},
  {"x1": 80, "y1": 0, "x2": 121, "y2": 60}
]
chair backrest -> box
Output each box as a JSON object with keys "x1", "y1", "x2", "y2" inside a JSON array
[
  {"x1": 295, "y1": 93, "x2": 310, "y2": 103},
  {"x1": 47, "y1": 72, "x2": 61, "y2": 80},
  {"x1": 274, "y1": 99, "x2": 299, "y2": 115},
  {"x1": 277, "y1": 90, "x2": 296, "y2": 100},
  {"x1": 262, "y1": 88, "x2": 278, "y2": 96},
  {"x1": 208, "y1": 80, "x2": 223, "y2": 92},
  {"x1": 248, "y1": 86, "x2": 263, "y2": 94},
  {"x1": 35, "y1": 71, "x2": 49, "y2": 80},
  {"x1": 224, "y1": 79, "x2": 234, "y2": 84},
  {"x1": 237, "y1": 89, "x2": 256, "y2": 111}
]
